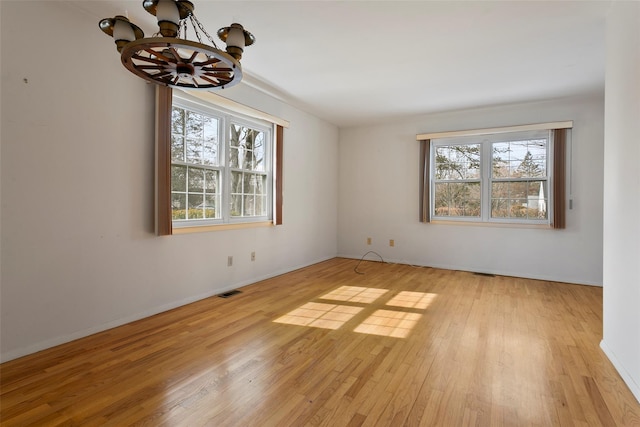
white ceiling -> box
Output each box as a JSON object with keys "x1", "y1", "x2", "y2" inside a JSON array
[{"x1": 75, "y1": 0, "x2": 611, "y2": 127}]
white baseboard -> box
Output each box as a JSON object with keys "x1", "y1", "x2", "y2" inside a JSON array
[
  {"x1": 336, "y1": 253, "x2": 602, "y2": 286},
  {"x1": 600, "y1": 340, "x2": 640, "y2": 404}
]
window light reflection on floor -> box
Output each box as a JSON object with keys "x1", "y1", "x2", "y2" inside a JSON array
[
  {"x1": 386, "y1": 291, "x2": 437, "y2": 309},
  {"x1": 354, "y1": 310, "x2": 423, "y2": 338},
  {"x1": 274, "y1": 302, "x2": 363, "y2": 330},
  {"x1": 318, "y1": 286, "x2": 388, "y2": 304}
]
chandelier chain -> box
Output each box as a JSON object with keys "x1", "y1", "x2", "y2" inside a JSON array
[
  {"x1": 180, "y1": 19, "x2": 187, "y2": 39},
  {"x1": 189, "y1": 14, "x2": 220, "y2": 49}
]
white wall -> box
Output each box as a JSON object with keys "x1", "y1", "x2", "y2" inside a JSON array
[
  {"x1": 601, "y1": 1, "x2": 640, "y2": 403},
  {"x1": 0, "y1": 1, "x2": 338, "y2": 362},
  {"x1": 338, "y1": 94, "x2": 604, "y2": 285}
]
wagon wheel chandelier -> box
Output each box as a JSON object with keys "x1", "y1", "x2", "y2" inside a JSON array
[{"x1": 99, "y1": 0, "x2": 255, "y2": 90}]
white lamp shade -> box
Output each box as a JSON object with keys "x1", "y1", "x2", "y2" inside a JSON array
[
  {"x1": 113, "y1": 19, "x2": 136, "y2": 42},
  {"x1": 226, "y1": 26, "x2": 246, "y2": 50},
  {"x1": 156, "y1": 0, "x2": 180, "y2": 25}
]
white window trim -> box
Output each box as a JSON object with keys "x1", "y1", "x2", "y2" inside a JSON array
[
  {"x1": 179, "y1": 89, "x2": 290, "y2": 128},
  {"x1": 429, "y1": 128, "x2": 556, "y2": 225},
  {"x1": 171, "y1": 91, "x2": 274, "y2": 228},
  {"x1": 417, "y1": 121, "x2": 573, "y2": 141}
]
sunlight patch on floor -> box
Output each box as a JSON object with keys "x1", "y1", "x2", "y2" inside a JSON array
[
  {"x1": 318, "y1": 286, "x2": 388, "y2": 304},
  {"x1": 274, "y1": 302, "x2": 363, "y2": 330},
  {"x1": 354, "y1": 310, "x2": 423, "y2": 338},
  {"x1": 386, "y1": 291, "x2": 437, "y2": 309}
]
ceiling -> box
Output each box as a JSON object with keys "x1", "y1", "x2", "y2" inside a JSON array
[{"x1": 74, "y1": 0, "x2": 611, "y2": 128}]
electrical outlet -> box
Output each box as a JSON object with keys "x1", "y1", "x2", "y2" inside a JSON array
[
  {"x1": 367, "y1": 237, "x2": 372, "y2": 245},
  {"x1": 251, "y1": 251, "x2": 256, "y2": 261},
  {"x1": 389, "y1": 239, "x2": 395, "y2": 247},
  {"x1": 227, "y1": 256, "x2": 233, "y2": 267}
]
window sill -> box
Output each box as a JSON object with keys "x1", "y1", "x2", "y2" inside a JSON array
[
  {"x1": 172, "y1": 221, "x2": 275, "y2": 234},
  {"x1": 430, "y1": 220, "x2": 552, "y2": 229}
]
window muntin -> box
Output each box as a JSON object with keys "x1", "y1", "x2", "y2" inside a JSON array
[
  {"x1": 431, "y1": 130, "x2": 551, "y2": 224},
  {"x1": 171, "y1": 99, "x2": 272, "y2": 226}
]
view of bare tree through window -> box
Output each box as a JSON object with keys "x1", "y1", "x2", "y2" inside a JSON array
[
  {"x1": 491, "y1": 139, "x2": 547, "y2": 219},
  {"x1": 229, "y1": 124, "x2": 267, "y2": 217},
  {"x1": 170, "y1": 106, "x2": 220, "y2": 220},
  {"x1": 432, "y1": 132, "x2": 549, "y2": 222},
  {"x1": 169, "y1": 102, "x2": 271, "y2": 224},
  {"x1": 434, "y1": 144, "x2": 481, "y2": 217}
]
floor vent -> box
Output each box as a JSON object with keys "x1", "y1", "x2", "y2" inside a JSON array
[
  {"x1": 473, "y1": 272, "x2": 496, "y2": 277},
  {"x1": 218, "y1": 290, "x2": 242, "y2": 298}
]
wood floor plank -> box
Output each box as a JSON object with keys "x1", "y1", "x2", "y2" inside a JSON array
[{"x1": 1, "y1": 258, "x2": 639, "y2": 426}]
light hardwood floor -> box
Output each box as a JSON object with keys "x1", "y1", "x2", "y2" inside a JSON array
[{"x1": 1, "y1": 258, "x2": 639, "y2": 426}]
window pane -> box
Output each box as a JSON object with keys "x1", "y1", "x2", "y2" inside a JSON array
[
  {"x1": 171, "y1": 193, "x2": 186, "y2": 220},
  {"x1": 171, "y1": 107, "x2": 184, "y2": 135},
  {"x1": 204, "y1": 170, "x2": 218, "y2": 194},
  {"x1": 229, "y1": 146, "x2": 243, "y2": 169},
  {"x1": 435, "y1": 144, "x2": 480, "y2": 180},
  {"x1": 203, "y1": 117, "x2": 218, "y2": 165},
  {"x1": 492, "y1": 139, "x2": 547, "y2": 178},
  {"x1": 171, "y1": 135, "x2": 184, "y2": 162},
  {"x1": 230, "y1": 194, "x2": 242, "y2": 217},
  {"x1": 231, "y1": 124, "x2": 265, "y2": 172},
  {"x1": 244, "y1": 195, "x2": 256, "y2": 216},
  {"x1": 188, "y1": 194, "x2": 203, "y2": 219},
  {"x1": 253, "y1": 136, "x2": 265, "y2": 171},
  {"x1": 186, "y1": 138, "x2": 202, "y2": 164},
  {"x1": 256, "y1": 195, "x2": 266, "y2": 215},
  {"x1": 491, "y1": 180, "x2": 547, "y2": 219},
  {"x1": 256, "y1": 175, "x2": 267, "y2": 195},
  {"x1": 244, "y1": 173, "x2": 257, "y2": 193},
  {"x1": 188, "y1": 168, "x2": 204, "y2": 192},
  {"x1": 171, "y1": 165, "x2": 186, "y2": 191},
  {"x1": 230, "y1": 171, "x2": 243, "y2": 194},
  {"x1": 203, "y1": 195, "x2": 217, "y2": 218},
  {"x1": 186, "y1": 110, "x2": 203, "y2": 138},
  {"x1": 434, "y1": 182, "x2": 481, "y2": 217}
]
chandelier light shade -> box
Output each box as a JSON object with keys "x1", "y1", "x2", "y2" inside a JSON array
[{"x1": 98, "y1": 0, "x2": 255, "y2": 90}]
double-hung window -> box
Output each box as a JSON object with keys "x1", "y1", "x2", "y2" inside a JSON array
[
  {"x1": 418, "y1": 123, "x2": 570, "y2": 227},
  {"x1": 155, "y1": 87, "x2": 286, "y2": 235},
  {"x1": 170, "y1": 99, "x2": 271, "y2": 225}
]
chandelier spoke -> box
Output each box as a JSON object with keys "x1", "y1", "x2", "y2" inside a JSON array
[
  {"x1": 195, "y1": 57, "x2": 222, "y2": 67},
  {"x1": 187, "y1": 50, "x2": 200, "y2": 63},
  {"x1": 137, "y1": 65, "x2": 165, "y2": 70},
  {"x1": 200, "y1": 75, "x2": 221, "y2": 85},
  {"x1": 169, "y1": 47, "x2": 184, "y2": 61},
  {"x1": 147, "y1": 48, "x2": 178, "y2": 64},
  {"x1": 201, "y1": 67, "x2": 233, "y2": 73},
  {"x1": 202, "y1": 71, "x2": 232, "y2": 81},
  {"x1": 154, "y1": 71, "x2": 175, "y2": 79},
  {"x1": 131, "y1": 54, "x2": 166, "y2": 65}
]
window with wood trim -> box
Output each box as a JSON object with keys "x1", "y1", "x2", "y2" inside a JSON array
[
  {"x1": 419, "y1": 124, "x2": 570, "y2": 228},
  {"x1": 155, "y1": 87, "x2": 284, "y2": 235}
]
